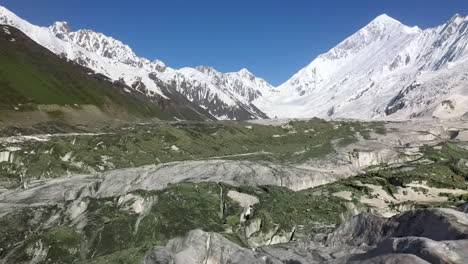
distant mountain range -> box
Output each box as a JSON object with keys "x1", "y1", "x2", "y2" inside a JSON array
[{"x1": 0, "y1": 6, "x2": 467, "y2": 121}]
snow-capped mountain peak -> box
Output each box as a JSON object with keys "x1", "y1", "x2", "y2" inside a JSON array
[
  {"x1": 271, "y1": 14, "x2": 422, "y2": 99},
  {"x1": 368, "y1": 14, "x2": 423, "y2": 34},
  {"x1": 238, "y1": 68, "x2": 256, "y2": 79},
  {"x1": 54, "y1": 27, "x2": 147, "y2": 67},
  {"x1": 151, "y1": 59, "x2": 167, "y2": 72},
  {"x1": 329, "y1": 14, "x2": 419, "y2": 57},
  {"x1": 238, "y1": 68, "x2": 252, "y2": 74},
  {"x1": 255, "y1": 13, "x2": 468, "y2": 120},
  {"x1": 371, "y1": 14, "x2": 401, "y2": 26},
  {"x1": 450, "y1": 13, "x2": 464, "y2": 22},
  {"x1": 195, "y1": 66, "x2": 220, "y2": 76},
  {"x1": 49, "y1": 21, "x2": 71, "y2": 36}
]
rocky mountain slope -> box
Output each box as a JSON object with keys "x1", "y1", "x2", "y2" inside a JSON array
[
  {"x1": 0, "y1": 6, "x2": 270, "y2": 120},
  {"x1": 256, "y1": 14, "x2": 468, "y2": 120}
]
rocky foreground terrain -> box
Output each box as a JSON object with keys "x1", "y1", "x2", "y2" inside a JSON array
[
  {"x1": 0, "y1": 4, "x2": 466, "y2": 264},
  {"x1": 144, "y1": 206, "x2": 468, "y2": 264},
  {"x1": 0, "y1": 118, "x2": 467, "y2": 263}
]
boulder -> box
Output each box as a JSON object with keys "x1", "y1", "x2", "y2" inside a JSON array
[{"x1": 141, "y1": 229, "x2": 275, "y2": 264}]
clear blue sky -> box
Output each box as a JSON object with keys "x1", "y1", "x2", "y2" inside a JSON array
[{"x1": 1, "y1": 0, "x2": 467, "y2": 85}]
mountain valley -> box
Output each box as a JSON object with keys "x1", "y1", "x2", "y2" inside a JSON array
[
  {"x1": 0, "y1": 4, "x2": 467, "y2": 264},
  {"x1": 0, "y1": 6, "x2": 466, "y2": 122},
  {"x1": 1, "y1": 118, "x2": 468, "y2": 263}
]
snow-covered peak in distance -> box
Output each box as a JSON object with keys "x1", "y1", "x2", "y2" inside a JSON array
[
  {"x1": 255, "y1": 13, "x2": 468, "y2": 120},
  {"x1": 226, "y1": 68, "x2": 279, "y2": 97},
  {"x1": 177, "y1": 65, "x2": 277, "y2": 103},
  {"x1": 320, "y1": 14, "x2": 420, "y2": 62},
  {"x1": 54, "y1": 26, "x2": 150, "y2": 67},
  {"x1": 273, "y1": 14, "x2": 420, "y2": 99},
  {"x1": 48, "y1": 20, "x2": 170, "y2": 74},
  {"x1": 49, "y1": 21, "x2": 71, "y2": 36},
  {"x1": 369, "y1": 14, "x2": 410, "y2": 29},
  {"x1": 372, "y1": 14, "x2": 398, "y2": 23},
  {"x1": 238, "y1": 68, "x2": 254, "y2": 77},
  {"x1": 195, "y1": 65, "x2": 220, "y2": 77},
  {"x1": 450, "y1": 13, "x2": 465, "y2": 23}
]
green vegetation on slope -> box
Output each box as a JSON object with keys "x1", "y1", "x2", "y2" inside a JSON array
[
  {"x1": 0, "y1": 119, "x2": 386, "y2": 181},
  {"x1": 0, "y1": 182, "x2": 362, "y2": 263},
  {"x1": 1, "y1": 139, "x2": 468, "y2": 263},
  {"x1": 313, "y1": 142, "x2": 468, "y2": 207}
]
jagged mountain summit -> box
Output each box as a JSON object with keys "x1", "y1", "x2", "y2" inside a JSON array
[
  {"x1": 0, "y1": 6, "x2": 271, "y2": 120},
  {"x1": 255, "y1": 13, "x2": 468, "y2": 120}
]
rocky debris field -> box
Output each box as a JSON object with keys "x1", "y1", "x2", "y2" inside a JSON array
[
  {"x1": 0, "y1": 118, "x2": 467, "y2": 263},
  {"x1": 142, "y1": 205, "x2": 468, "y2": 264}
]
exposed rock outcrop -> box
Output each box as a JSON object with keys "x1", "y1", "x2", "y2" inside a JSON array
[
  {"x1": 346, "y1": 237, "x2": 468, "y2": 264},
  {"x1": 141, "y1": 230, "x2": 271, "y2": 264},
  {"x1": 458, "y1": 202, "x2": 468, "y2": 213},
  {"x1": 142, "y1": 208, "x2": 468, "y2": 264}
]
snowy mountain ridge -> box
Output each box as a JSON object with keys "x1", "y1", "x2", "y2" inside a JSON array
[
  {"x1": 0, "y1": 6, "x2": 271, "y2": 120},
  {"x1": 1, "y1": 5, "x2": 467, "y2": 120},
  {"x1": 51, "y1": 20, "x2": 275, "y2": 120}
]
